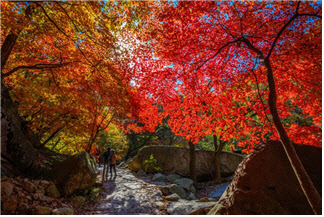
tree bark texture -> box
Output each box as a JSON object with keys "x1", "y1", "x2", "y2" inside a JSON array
[{"x1": 264, "y1": 58, "x2": 322, "y2": 214}]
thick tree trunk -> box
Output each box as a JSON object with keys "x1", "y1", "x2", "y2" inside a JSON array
[
  {"x1": 189, "y1": 141, "x2": 197, "y2": 186},
  {"x1": 1, "y1": 33, "x2": 19, "y2": 71},
  {"x1": 264, "y1": 58, "x2": 322, "y2": 214},
  {"x1": 213, "y1": 135, "x2": 225, "y2": 183}
]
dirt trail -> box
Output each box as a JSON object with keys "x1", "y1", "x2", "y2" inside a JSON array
[{"x1": 85, "y1": 167, "x2": 167, "y2": 215}]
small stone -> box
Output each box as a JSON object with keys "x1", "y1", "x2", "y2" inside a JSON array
[
  {"x1": 152, "y1": 173, "x2": 165, "y2": 182},
  {"x1": 38, "y1": 193, "x2": 46, "y2": 201},
  {"x1": 17, "y1": 191, "x2": 25, "y2": 198},
  {"x1": 166, "y1": 174, "x2": 181, "y2": 182},
  {"x1": 61, "y1": 203, "x2": 72, "y2": 209},
  {"x1": 188, "y1": 192, "x2": 196, "y2": 200},
  {"x1": 1, "y1": 182, "x2": 14, "y2": 196},
  {"x1": 199, "y1": 197, "x2": 210, "y2": 202},
  {"x1": 45, "y1": 184, "x2": 60, "y2": 198},
  {"x1": 40, "y1": 180, "x2": 49, "y2": 185},
  {"x1": 137, "y1": 169, "x2": 147, "y2": 177},
  {"x1": 170, "y1": 184, "x2": 186, "y2": 199},
  {"x1": 154, "y1": 190, "x2": 163, "y2": 198},
  {"x1": 70, "y1": 196, "x2": 86, "y2": 208},
  {"x1": 33, "y1": 180, "x2": 40, "y2": 185},
  {"x1": 166, "y1": 193, "x2": 180, "y2": 201},
  {"x1": 45, "y1": 196, "x2": 55, "y2": 203},
  {"x1": 13, "y1": 180, "x2": 22, "y2": 186},
  {"x1": 32, "y1": 206, "x2": 53, "y2": 215},
  {"x1": 33, "y1": 193, "x2": 39, "y2": 200},
  {"x1": 160, "y1": 186, "x2": 172, "y2": 196},
  {"x1": 155, "y1": 201, "x2": 164, "y2": 207},
  {"x1": 17, "y1": 202, "x2": 29, "y2": 212},
  {"x1": 22, "y1": 181, "x2": 37, "y2": 193},
  {"x1": 14, "y1": 186, "x2": 23, "y2": 193},
  {"x1": 2, "y1": 195, "x2": 17, "y2": 212},
  {"x1": 36, "y1": 189, "x2": 45, "y2": 194},
  {"x1": 52, "y1": 207, "x2": 74, "y2": 215}
]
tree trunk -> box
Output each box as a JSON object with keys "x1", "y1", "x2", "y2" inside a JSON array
[
  {"x1": 189, "y1": 141, "x2": 197, "y2": 186},
  {"x1": 264, "y1": 57, "x2": 322, "y2": 215},
  {"x1": 37, "y1": 127, "x2": 63, "y2": 149},
  {"x1": 1, "y1": 33, "x2": 19, "y2": 71},
  {"x1": 213, "y1": 135, "x2": 225, "y2": 183}
]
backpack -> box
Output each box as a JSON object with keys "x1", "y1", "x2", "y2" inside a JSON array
[{"x1": 103, "y1": 151, "x2": 111, "y2": 163}]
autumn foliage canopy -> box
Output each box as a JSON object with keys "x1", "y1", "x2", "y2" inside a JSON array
[{"x1": 1, "y1": 1, "x2": 321, "y2": 154}]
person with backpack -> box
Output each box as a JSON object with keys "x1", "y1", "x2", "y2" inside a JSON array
[
  {"x1": 110, "y1": 149, "x2": 117, "y2": 177},
  {"x1": 102, "y1": 147, "x2": 111, "y2": 182}
]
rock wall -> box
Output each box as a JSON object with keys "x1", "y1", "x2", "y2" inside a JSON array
[
  {"x1": 1, "y1": 83, "x2": 43, "y2": 177},
  {"x1": 128, "y1": 146, "x2": 244, "y2": 179},
  {"x1": 207, "y1": 140, "x2": 322, "y2": 215}
]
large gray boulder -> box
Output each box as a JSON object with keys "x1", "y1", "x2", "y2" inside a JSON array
[
  {"x1": 173, "y1": 178, "x2": 194, "y2": 191},
  {"x1": 167, "y1": 199, "x2": 216, "y2": 215},
  {"x1": 128, "y1": 146, "x2": 243, "y2": 179},
  {"x1": 50, "y1": 151, "x2": 97, "y2": 196},
  {"x1": 208, "y1": 141, "x2": 322, "y2": 215}
]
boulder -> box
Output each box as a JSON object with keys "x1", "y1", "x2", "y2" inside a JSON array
[
  {"x1": 71, "y1": 196, "x2": 86, "y2": 209},
  {"x1": 166, "y1": 193, "x2": 180, "y2": 201},
  {"x1": 45, "y1": 184, "x2": 60, "y2": 198},
  {"x1": 160, "y1": 186, "x2": 172, "y2": 196},
  {"x1": 167, "y1": 199, "x2": 216, "y2": 215},
  {"x1": 2, "y1": 195, "x2": 17, "y2": 212},
  {"x1": 50, "y1": 151, "x2": 97, "y2": 196},
  {"x1": 152, "y1": 181, "x2": 166, "y2": 186},
  {"x1": 190, "y1": 186, "x2": 196, "y2": 194},
  {"x1": 128, "y1": 146, "x2": 244, "y2": 180},
  {"x1": 137, "y1": 169, "x2": 146, "y2": 177},
  {"x1": 32, "y1": 206, "x2": 53, "y2": 215},
  {"x1": 170, "y1": 184, "x2": 186, "y2": 199},
  {"x1": 190, "y1": 205, "x2": 214, "y2": 215},
  {"x1": 173, "y1": 178, "x2": 194, "y2": 191},
  {"x1": 1, "y1": 181, "x2": 13, "y2": 196},
  {"x1": 166, "y1": 174, "x2": 181, "y2": 182},
  {"x1": 208, "y1": 141, "x2": 322, "y2": 215},
  {"x1": 52, "y1": 207, "x2": 74, "y2": 215},
  {"x1": 187, "y1": 192, "x2": 196, "y2": 200},
  {"x1": 199, "y1": 197, "x2": 210, "y2": 202},
  {"x1": 22, "y1": 181, "x2": 37, "y2": 193},
  {"x1": 152, "y1": 173, "x2": 165, "y2": 182}
]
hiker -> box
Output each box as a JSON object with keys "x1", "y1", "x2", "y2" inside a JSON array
[
  {"x1": 102, "y1": 147, "x2": 111, "y2": 182},
  {"x1": 95, "y1": 146, "x2": 101, "y2": 167},
  {"x1": 110, "y1": 149, "x2": 117, "y2": 177},
  {"x1": 230, "y1": 144, "x2": 242, "y2": 154}
]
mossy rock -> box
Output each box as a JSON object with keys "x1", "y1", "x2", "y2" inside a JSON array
[{"x1": 50, "y1": 152, "x2": 97, "y2": 196}]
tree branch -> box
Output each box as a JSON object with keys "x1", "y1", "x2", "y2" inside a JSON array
[{"x1": 2, "y1": 62, "x2": 76, "y2": 78}]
